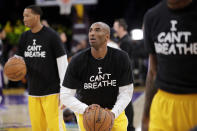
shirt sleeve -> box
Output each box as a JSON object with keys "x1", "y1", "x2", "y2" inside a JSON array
[
  {"x1": 143, "y1": 11, "x2": 156, "y2": 54},
  {"x1": 119, "y1": 53, "x2": 133, "y2": 87},
  {"x1": 62, "y1": 56, "x2": 83, "y2": 89},
  {"x1": 51, "y1": 31, "x2": 66, "y2": 58},
  {"x1": 111, "y1": 84, "x2": 133, "y2": 118},
  {"x1": 57, "y1": 54, "x2": 68, "y2": 86},
  {"x1": 60, "y1": 87, "x2": 88, "y2": 114}
]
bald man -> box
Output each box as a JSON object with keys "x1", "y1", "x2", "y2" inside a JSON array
[{"x1": 60, "y1": 22, "x2": 134, "y2": 131}]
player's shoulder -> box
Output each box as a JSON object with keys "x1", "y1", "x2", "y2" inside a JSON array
[
  {"x1": 192, "y1": 0, "x2": 197, "y2": 10},
  {"x1": 22, "y1": 26, "x2": 56, "y2": 36},
  {"x1": 20, "y1": 30, "x2": 31, "y2": 39},
  {"x1": 145, "y1": 1, "x2": 165, "y2": 19},
  {"x1": 108, "y1": 46, "x2": 129, "y2": 59},
  {"x1": 43, "y1": 26, "x2": 58, "y2": 35},
  {"x1": 22, "y1": 29, "x2": 31, "y2": 35},
  {"x1": 70, "y1": 48, "x2": 90, "y2": 64},
  {"x1": 108, "y1": 47, "x2": 131, "y2": 68}
]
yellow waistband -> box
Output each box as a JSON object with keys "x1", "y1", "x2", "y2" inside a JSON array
[{"x1": 158, "y1": 89, "x2": 197, "y2": 101}]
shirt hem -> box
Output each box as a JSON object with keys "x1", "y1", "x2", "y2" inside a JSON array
[{"x1": 28, "y1": 93, "x2": 59, "y2": 97}]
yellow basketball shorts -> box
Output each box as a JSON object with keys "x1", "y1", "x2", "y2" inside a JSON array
[
  {"x1": 28, "y1": 94, "x2": 66, "y2": 131},
  {"x1": 76, "y1": 111, "x2": 128, "y2": 131},
  {"x1": 149, "y1": 89, "x2": 197, "y2": 131}
]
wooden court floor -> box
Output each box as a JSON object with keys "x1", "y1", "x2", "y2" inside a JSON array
[{"x1": 0, "y1": 88, "x2": 144, "y2": 131}]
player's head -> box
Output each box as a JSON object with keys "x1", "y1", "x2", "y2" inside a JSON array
[
  {"x1": 167, "y1": 0, "x2": 192, "y2": 9},
  {"x1": 88, "y1": 22, "x2": 110, "y2": 50},
  {"x1": 113, "y1": 18, "x2": 128, "y2": 37},
  {"x1": 23, "y1": 5, "x2": 43, "y2": 28}
]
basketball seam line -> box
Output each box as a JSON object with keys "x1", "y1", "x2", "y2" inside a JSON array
[{"x1": 98, "y1": 109, "x2": 107, "y2": 131}]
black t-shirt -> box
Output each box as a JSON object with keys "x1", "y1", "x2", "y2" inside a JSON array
[
  {"x1": 144, "y1": 0, "x2": 197, "y2": 94},
  {"x1": 17, "y1": 26, "x2": 66, "y2": 96},
  {"x1": 63, "y1": 47, "x2": 133, "y2": 109}
]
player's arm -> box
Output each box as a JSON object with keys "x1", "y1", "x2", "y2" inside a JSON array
[
  {"x1": 57, "y1": 55, "x2": 68, "y2": 87},
  {"x1": 13, "y1": 33, "x2": 25, "y2": 60},
  {"x1": 142, "y1": 54, "x2": 158, "y2": 131},
  {"x1": 60, "y1": 86, "x2": 88, "y2": 114},
  {"x1": 111, "y1": 83, "x2": 134, "y2": 118},
  {"x1": 57, "y1": 55, "x2": 68, "y2": 109},
  {"x1": 50, "y1": 29, "x2": 69, "y2": 87},
  {"x1": 110, "y1": 52, "x2": 134, "y2": 119},
  {"x1": 60, "y1": 54, "x2": 88, "y2": 113}
]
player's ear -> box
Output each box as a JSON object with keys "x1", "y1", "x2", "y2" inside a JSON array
[
  {"x1": 35, "y1": 15, "x2": 40, "y2": 21},
  {"x1": 105, "y1": 34, "x2": 110, "y2": 42}
]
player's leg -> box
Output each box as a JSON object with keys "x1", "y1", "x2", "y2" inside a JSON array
[
  {"x1": 42, "y1": 94, "x2": 66, "y2": 131},
  {"x1": 125, "y1": 101, "x2": 135, "y2": 131},
  {"x1": 173, "y1": 93, "x2": 197, "y2": 131},
  {"x1": 149, "y1": 89, "x2": 197, "y2": 131},
  {"x1": 111, "y1": 111, "x2": 128, "y2": 131},
  {"x1": 76, "y1": 113, "x2": 86, "y2": 131},
  {"x1": 28, "y1": 96, "x2": 47, "y2": 131},
  {"x1": 149, "y1": 90, "x2": 168, "y2": 131}
]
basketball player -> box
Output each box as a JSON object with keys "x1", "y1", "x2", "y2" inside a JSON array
[
  {"x1": 60, "y1": 22, "x2": 134, "y2": 131},
  {"x1": 142, "y1": 0, "x2": 197, "y2": 131},
  {"x1": 13, "y1": 5, "x2": 68, "y2": 131}
]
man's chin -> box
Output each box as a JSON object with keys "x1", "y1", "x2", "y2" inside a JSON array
[
  {"x1": 90, "y1": 43, "x2": 96, "y2": 47},
  {"x1": 90, "y1": 45, "x2": 99, "y2": 50},
  {"x1": 25, "y1": 24, "x2": 30, "y2": 28}
]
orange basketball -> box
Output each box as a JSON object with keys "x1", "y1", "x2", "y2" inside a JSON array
[
  {"x1": 4, "y1": 57, "x2": 27, "y2": 81},
  {"x1": 83, "y1": 107, "x2": 113, "y2": 131}
]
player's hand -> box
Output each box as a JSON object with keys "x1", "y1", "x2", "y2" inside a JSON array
[
  {"x1": 8, "y1": 55, "x2": 23, "y2": 62},
  {"x1": 142, "y1": 114, "x2": 149, "y2": 131},
  {"x1": 60, "y1": 104, "x2": 66, "y2": 110},
  {"x1": 7, "y1": 56, "x2": 23, "y2": 64},
  {"x1": 13, "y1": 55, "x2": 24, "y2": 60},
  {"x1": 84, "y1": 104, "x2": 100, "y2": 113},
  {"x1": 58, "y1": 94, "x2": 66, "y2": 110}
]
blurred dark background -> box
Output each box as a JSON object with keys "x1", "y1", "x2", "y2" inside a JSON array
[
  {"x1": 0, "y1": 0, "x2": 161, "y2": 30},
  {"x1": 0, "y1": 0, "x2": 161, "y2": 87}
]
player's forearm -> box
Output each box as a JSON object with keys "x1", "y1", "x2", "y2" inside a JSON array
[
  {"x1": 60, "y1": 87, "x2": 88, "y2": 114},
  {"x1": 111, "y1": 83, "x2": 134, "y2": 118},
  {"x1": 57, "y1": 55, "x2": 68, "y2": 86},
  {"x1": 143, "y1": 71, "x2": 157, "y2": 118}
]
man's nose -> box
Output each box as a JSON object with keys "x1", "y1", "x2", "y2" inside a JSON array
[{"x1": 90, "y1": 31, "x2": 95, "y2": 36}]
